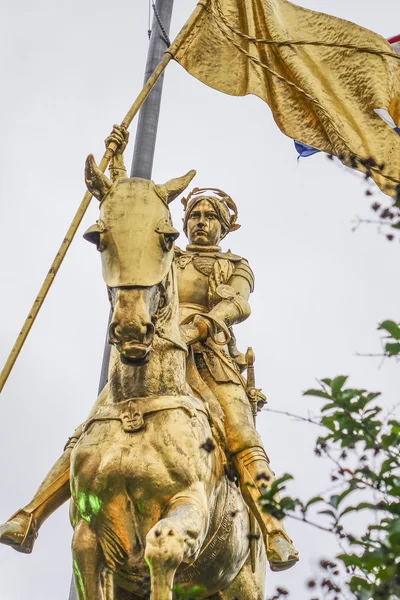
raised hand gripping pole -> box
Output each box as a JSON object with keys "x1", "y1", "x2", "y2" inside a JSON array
[{"x1": 0, "y1": 1, "x2": 207, "y2": 394}]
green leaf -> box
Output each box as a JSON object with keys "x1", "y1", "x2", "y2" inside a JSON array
[
  {"x1": 340, "y1": 502, "x2": 380, "y2": 516},
  {"x1": 381, "y1": 458, "x2": 396, "y2": 475},
  {"x1": 318, "y1": 509, "x2": 337, "y2": 518},
  {"x1": 303, "y1": 389, "x2": 331, "y2": 399},
  {"x1": 338, "y1": 553, "x2": 363, "y2": 568},
  {"x1": 378, "y1": 320, "x2": 400, "y2": 340},
  {"x1": 367, "y1": 392, "x2": 381, "y2": 401},
  {"x1": 381, "y1": 432, "x2": 400, "y2": 449},
  {"x1": 273, "y1": 474, "x2": 294, "y2": 486},
  {"x1": 349, "y1": 576, "x2": 372, "y2": 593},
  {"x1": 321, "y1": 415, "x2": 339, "y2": 432},
  {"x1": 305, "y1": 496, "x2": 323, "y2": 509},
  {"x1": 329, "y1": 494, "x2": 340, "y2": 508},
  {"x1": 385, "y1": 342, "x2": 400, "y2": 356},
  {"x1": 331, "y1": 375, "x2": 348, "y2": 396},
  {"x1": 336, "y1": 482, "x2": 360, "y2": 506},
  {"x1": 321, "y1": 402, "x2": 340, "y2": 412}
]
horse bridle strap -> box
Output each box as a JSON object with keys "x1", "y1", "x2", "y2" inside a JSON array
[{"x1": 83, "y1": 395, "x2": 208, "y2": 434}]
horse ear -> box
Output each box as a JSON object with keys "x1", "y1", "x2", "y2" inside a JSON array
[
  {"x1": 155, "y1": 169, "x2": 196, "y2": 204},
  {"x1": 85, "y1": 154, "x2": 112, "y2": 201}
]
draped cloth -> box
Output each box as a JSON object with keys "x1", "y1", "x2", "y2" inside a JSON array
[{"x1": 174, "y1": 0, "x2": 400, "y2": 198}]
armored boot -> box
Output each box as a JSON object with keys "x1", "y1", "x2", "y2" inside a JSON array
[
  {"x1": 0, "y1": 509, "x2": 38, "y2": 554},
  {"x1": 0, "y1": 466, "x2": 70, "y2": 553},
  {"x1": 234, "y1": 447, "x2": 299, "y2": 572}
]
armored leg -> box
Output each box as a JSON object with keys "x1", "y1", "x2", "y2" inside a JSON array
[
  {"x1": 234, "y1": 447, "x2": 298, "y2": 571},
  {"x1": 197, "y1": 364, "x2": 299, "y2": 571}
]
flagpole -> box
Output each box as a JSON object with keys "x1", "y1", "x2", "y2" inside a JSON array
[
  {"x1": 68, "y1": 0, "x2": 175, "y2": 597},
  {"x1": 0, "y1": 0, "x2": 207, "y2": 394}
]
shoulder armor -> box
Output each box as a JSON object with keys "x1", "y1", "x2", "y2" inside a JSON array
[
  {"x1": 233, "y1": 259, "x2": 255, "y2": 292},
  {"x1": 174, "y1": 246, "x2": 185, "y2": 257},
  {"x1": 216, "y1": 249, "x2": 243, "y2": 262}
]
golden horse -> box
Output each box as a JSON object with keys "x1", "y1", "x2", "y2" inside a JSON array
[{"x1": 70, "y1": 157, "x2": 265, "y2": 599}]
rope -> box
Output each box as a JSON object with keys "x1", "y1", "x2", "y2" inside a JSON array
[
  {"x1": 206, "y1": 0, "x2": 399, "y2": 191},
  {"x1": 214, "y1": 0, "x2": 400, "y2": 62},
  {"x1": 148, "y1": 0, "x2": 152, "y2": 39},
  {"x1": 152, "y1": 2, "x2": 171, "y2": 47}
]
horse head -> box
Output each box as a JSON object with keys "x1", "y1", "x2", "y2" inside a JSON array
[{"x1": 83, "y1": 154, "x2": 195, "y2": 364}]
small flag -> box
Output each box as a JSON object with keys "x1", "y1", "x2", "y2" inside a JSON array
[{"x1": 389, "y1": 34, "x2": 400, "y2": 55}]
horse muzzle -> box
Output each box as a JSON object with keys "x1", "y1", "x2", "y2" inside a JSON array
[
  {"x1": 118, "y1": 341, "x2": 152, "y2": 365},
  {"x1": 108, "y1": 319, "x2": 155, "y2": 365}
]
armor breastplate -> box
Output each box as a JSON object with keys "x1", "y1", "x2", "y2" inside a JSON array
[
  {"x1": 177, "y1": 260, "x2": 210, "y2": 307},
  {"x1": 175, "y1": 247, "x2": 253, "y2": 308}
]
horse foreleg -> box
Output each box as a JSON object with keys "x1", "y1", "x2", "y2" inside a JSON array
[
  {"x1": 72, "y1": 519, "x2": 105, "y2": 600},
  {"x1": 102, "y1": 569, "x2": 116, "y2": 600},
  {"x1": 145, "y1": 483, "x2": 208, "y2": 600}
]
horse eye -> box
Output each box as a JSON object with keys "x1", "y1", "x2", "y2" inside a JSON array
[{"x1": 160, "y1": 234, "x2": 175, "y2": 252}]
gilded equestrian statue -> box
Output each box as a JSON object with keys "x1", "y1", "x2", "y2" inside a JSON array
[{"x1": 0, "y1": 127, "x2": 298, "y2": 598}]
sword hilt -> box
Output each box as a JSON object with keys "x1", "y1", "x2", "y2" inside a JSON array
[
  {"x1": 246, "y1": 347, "x2": 258, "y2": 422},
  {"x1": 246, "y1": 347, "x2": 267, "y2": 423}
]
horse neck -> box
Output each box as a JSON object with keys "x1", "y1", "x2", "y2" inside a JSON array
[{"x1": 108, "y1": 265, "x2": 188, "y2": 401}]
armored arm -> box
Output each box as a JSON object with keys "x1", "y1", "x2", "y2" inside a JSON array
[
  {"x1": 202, "y1": 281, "x2": 251, "y2": 336},
  {"x1": 200, "y1": 258, "x2": 254, "y2": 335},
  {"x1": 181, "y1": 260, "x2": 254, "y2": 345},
  {"x1": 105, "y1": 125, "x2": 129, "y2": 182}
]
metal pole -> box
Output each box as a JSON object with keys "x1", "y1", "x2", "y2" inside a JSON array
[
  {"x1": 96, "y1": 0, "x2": 174, "y2": 395},
  {"x1": 131, "y1": 0, "x2": 174, "y2": 179},
  {"x1": 69, "y1": 0, "x2": 174, "y2": 596}
]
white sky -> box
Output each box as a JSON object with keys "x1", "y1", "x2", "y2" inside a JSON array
[{"x1": 0, "y1": 0, "x2": 399, "y2": 598}]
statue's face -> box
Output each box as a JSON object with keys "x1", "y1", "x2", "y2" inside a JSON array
[{"x1": 187, "y1": 199, "x2": 222, "y2": 246}]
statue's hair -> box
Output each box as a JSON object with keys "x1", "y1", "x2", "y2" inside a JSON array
[{"x1": 181, "y1": 188, "x2": 240, "y2": 240}]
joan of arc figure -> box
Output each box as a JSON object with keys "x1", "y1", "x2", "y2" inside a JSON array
[{"x1": 0, "y1": 127, "x2": 298, "y2": 572}]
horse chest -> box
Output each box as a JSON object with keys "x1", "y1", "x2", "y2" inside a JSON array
[{"x1": 72, "y1": 409, "x2": 211, "y2": 501}]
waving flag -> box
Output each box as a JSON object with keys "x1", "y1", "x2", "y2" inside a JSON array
[
  {"x1": 174, "y1": 0, "x2": 400, "y2": 198},
  {"x1": 296, "y1": 35, "x2": 400, "y2": 161}
]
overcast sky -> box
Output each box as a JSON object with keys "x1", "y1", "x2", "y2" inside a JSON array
[{"x1": 0, "y1": 0, "x2": 399, "y2": 598}]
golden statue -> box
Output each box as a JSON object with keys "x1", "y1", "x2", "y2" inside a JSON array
[{"x1": 0, "y1": 127, "x2": 298, "y2": 598}]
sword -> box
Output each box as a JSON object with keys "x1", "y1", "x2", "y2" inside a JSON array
[{"x1": 246, "y1": 348, "x2": 267, "y2": 424}]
